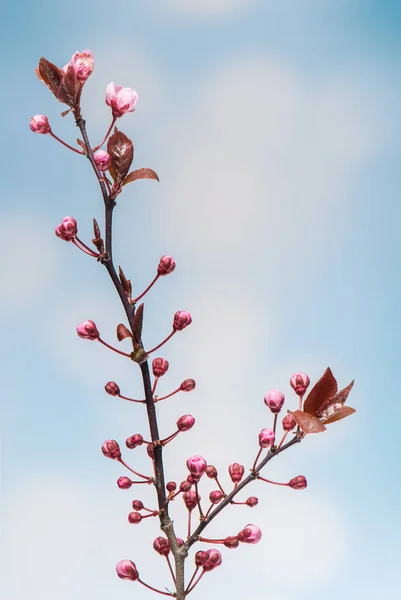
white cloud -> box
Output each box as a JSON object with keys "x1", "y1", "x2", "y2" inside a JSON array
[
  {"x1": 160, "y1": 0, "x2": 253, "y2": 15},
  {"x1": 160, "y1": 58, "x2": 388, "y2": 263}
]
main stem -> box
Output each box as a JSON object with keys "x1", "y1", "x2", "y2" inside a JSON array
[{"x1": 76, "y1": 116, "x2": 187, "y2": 600}]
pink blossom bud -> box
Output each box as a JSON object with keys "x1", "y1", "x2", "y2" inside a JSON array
[
  {"x1": 180, "y1": 379, "x2": 196, "y2": 392},
  {"x1": 176, "y1": 538, "x2": 184, "y2": 546},
  {"x1": 187, "y1": 455, "x2": 207, "y2": 479},
  {"x1": 117, "y1": 476, "x2": 132, "y2": 490},
  {"x1": 206, "y1": 465, "x2": 218, "y2": 478},
  {"x1": 132, "y1": 500, "x2": 144, "y2": 510},
  {"x1": 153, "y1": 537, "x2": 170, "y2": 557},
  {"x1": 116, "y1": 559, "x2": 139, "y2": 581},
  {"x1": 105, "y1": 381, "x2": 120, "y2": 396},
  {"x1": 77, "y1": 320, "x2": 99, "y2": 340},
  {"x1": 282, "y1": 413, "x2": 296, "y2": 431},
  {"x1": 224, "y1": 536, "x2": 239, "y2": 549},
  {"x1": 210, "y1": 490, "x2": 224, "y2": 504},
  {"x1": 102, "y1": 440, "x2": 121, "y2": 460},
  {"x1": 105, "y1": 82, "x2": 139, "y2": 119},
  {"x1": 183, "y1": 490, "x2": 198, "y2": 511},
  {"x1": 238, "y1": 524, "x2": 262, "y2": 544},
  {"x1": 55, "y1": 216, "x2": 77, "y2": 241},
  {"x1": 177, "y1": 414, "x2": 195, "y2": 432},
  {"x1": 152, "y1": 357, "x2": 169, "y2": 377},
  {"x1": 173, "y1": 310, "x2": 192, "y2": 331},
  {"x1": 126, "y1": 434, "x2": 143, "y2": 449},
  {"x1": 228, "y1": 463, "x2": 245, "y2": 484},
  {"x1": 258, "y1": 428, "x2": 275, "y2": 448},
  {"x1": 264, "y1": 389, "x2": 285, "y2": 414},
  {"x1": 246, "y1": 497, "x2": 259, "y2": 507},
  {"x1": 290, "y1": 372, "x2": 310, "y2": 396},
  {"x1": 166, "y1": 481, "x2": 177, "y2": 492},
  {"x1": 69, "y1": 49, "x2": 94, "y2": 82},
  {"x1": 30, "y1": 114, "x2": 51, "y2": 134},
  {"x1": 187, "y1": 474, "x2": 195, "y2": 484},
  {"x1": 180, "y1": 480, "x2": 191, "y2": 492},
  {"x1": 195, "y1": 551, "x2": 209, "y2": 567},
  {"x1": 93, "y1": 149, "x2": 111, "y2": 171},
  {"x1": 158, "y1": 255, "x2": 176, "y2": 276},
  {"x1": 147, "y1": 443, "x2": 154, "y2": 459},
  {"x1": 128, "y1": 512, "x2": 142, "y2": 524},
  {"x1": 289, "y1": 475, "x2": 307, "y2": 490},
  {"x1": 203, "y1": 549, "x2": 222, "y2": 571}
]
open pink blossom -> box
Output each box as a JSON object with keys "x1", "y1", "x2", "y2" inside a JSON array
[
  {"x1": 30, "y1": 114, "x2": 51, "y2": 135},
  {"x1": 105, "y1": 82, "x2": 138, "y2": 118},
  {"x1": 69, "y1": 49, "x2": 94, "y2": 82}
]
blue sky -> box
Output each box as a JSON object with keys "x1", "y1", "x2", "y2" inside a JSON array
[{"x1": 2, "y1": 1, "x2": 401, "y2": 599}]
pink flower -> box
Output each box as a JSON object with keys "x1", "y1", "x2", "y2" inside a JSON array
[
  {"x1": 116, "y1": 559, "x2": 139, "y2": 581},
  {"x1": 153, "y1": 537, "x2": 170, "y2": 557},
  {"x1": 228, "y1": 463, "x2": 245, "y2": 484},
  {"x1": 105, "y1": 82, "x2": 139, "y2": 119},
  {"x1": 30, "y1": 114, "x2": 51, "y2": 134},
  {"x1": 128, "y1": 512, "x2": 142, "y2": 524},
  {"x1": 126, "y1": 434, "x2": 144, "y2": 449},
  {"x1": 290, "y1": 372, "x2": 310, "y2": 396},
  {"x1": 246, "y1": 496, "x2": 258, "y2": 507},
  {"x1": 288, "y1": 475, "x2": 307, "y2": 490},
  {"x1": 177, "y1": 414, "x2": 195, "y2": 432},
  {"x1": 102, "y1": 440, "x2": 121, "y2": 460},
  {"x1": 186, "y1": 455, "x2": 207, "y2": 479},
  {"x1": 173, "y1": 310, "x2": 192, "y2": 331},
  {"x1": 117, "y1": 476, "x2": 133, "y2": 490},
  {"x1": 76, "y1": 320, "x2": 99, "y2": 340},
  {"x1": 105, "y1": 381, "x2": 120, "y2": 396},
  {"x1": 206, "y1": 465, "x2": 218, "y2": 478},
  {"x1": 55, "y1": 216, "x2": 77, "y2": 241},
  {"x1": 238, "y1": 524, "x2": 262, "y2": 544},
  {"x1": 152, "y1": 357, "x2": 169, "y2": 377},
  {"x1": 203, "y1": 549, "x2": 222, "y2": 571},
  {"x1": 183, "y1": 490, "x2": 199, "y2": 511},
  {"x1": 209, "y1": 490, "x2": 223, "y2": 504},
  {"x1": 264, "y1": 388, "x2": 285, "y2": 414},
  {"x1": 69, "y1": 49, "x2": 94, "y2": 82},
  {"x1": 93, "y1": 150, "x2": 111, "y2": 171},
  {"x1": 258, "y1": 428, "x2": 275, "y2": 448},
  {"x1": 181, "y1": 379, "x2": 196, "y2": 391},
  {"x1": 282, "y1": 413, "x2": 296, "y2": 431},
  {"x1": 158, "y1": 255, "x2": 176, "y2": 276}
]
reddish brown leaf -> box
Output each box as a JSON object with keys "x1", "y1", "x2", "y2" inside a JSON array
[
  {"x1": 123, "y1": 168, "x2": 159, "y2": 186},
  {"x1": 293, "y1": 410, "x2": 327, "y2": 434},
  {"x1": 57, "y1": 67, "x2": 81, "y2": 108},
  {"x1": 107, "y1": 130, "x2": 133, "y2": 182},
  {"x1": 77, "y1": 138, "x2": 85, "y2": 150},
  {"x1": 119, "y1": 266, "x2": 132, "y2": 298},
  {"x1": 322, "y1": 406, "x2": 356, "y2": 425},
  {"x1": 93, "y1": 218, "x2": 101, "y2": 240},
  {"x1": 317, "y1": 380, "x2": 355, "y2": 419},
  {"x1": 303, "y1": 367, "x2": 338, "y2": 416},
  {"x1": 38, "y1": 58, "x2": 63, "y2": 97},
  {"x1": 133, "y1": 303, "x2": 144, "y2": 343},
  {"x1": 62, "y1": 109, "x2": 71, "y2": 117},
  {"x1": 117, "y1": 324, "x2": 133, "y2": 341}
]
